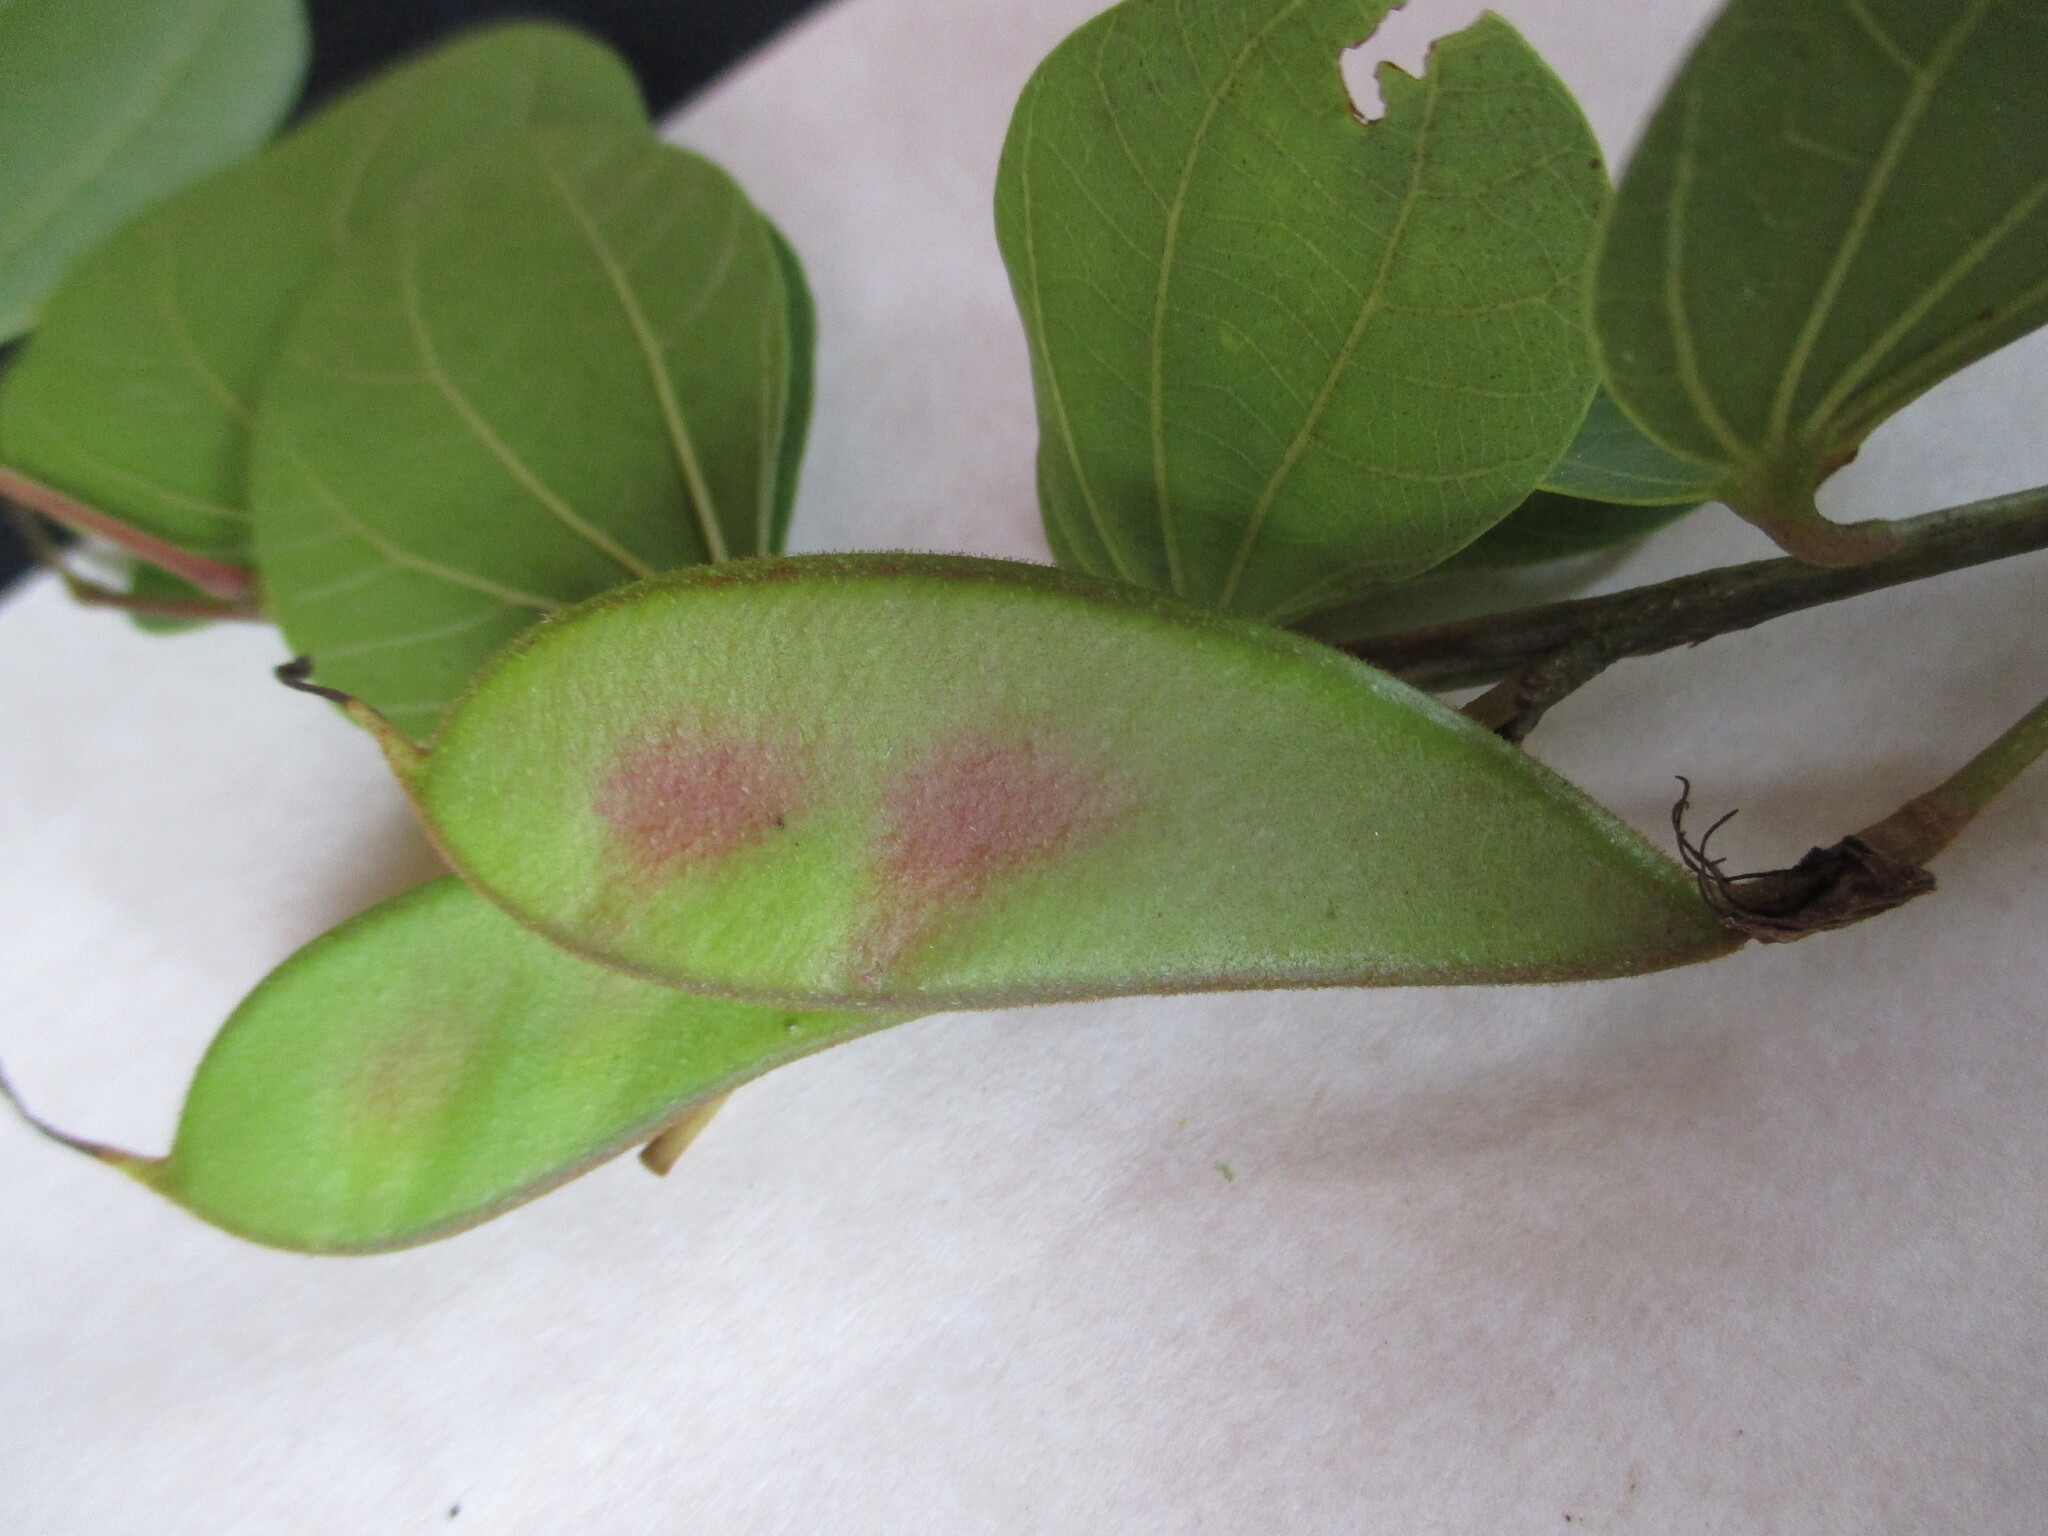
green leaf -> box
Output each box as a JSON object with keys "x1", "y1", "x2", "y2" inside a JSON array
[
  {"x1": 125, "y1": 562, "x2": 217, "y2": 636},
  {"x1": 994, "y1": 0, "x2": 1608, "y2": 623},
  {"x1": 13, "y1": 876, "x2": 886, "y2": 1254},
  {"x1": 251, "y1": 127, "x2": 809, "y2": 737},
  {"x1": 764, "y1": 222, "x2": 818, "y2": 554},
  {"x1": 1595, "y1": 0, "x2": 2048, "y2": 563},
  {"x1": 0, "y1": 0, "x2": 307, "y2": 343},
  {"x1": 1538, "y1": 387, "x2": 1723, "y2": 505},
  {"x1": 0, "y1": 21, "x2": 644, "y2": 565},
  {"x1": 1441, "y1": 489, "x2": 1698, "y2": 571},
  {"x1": 1286, "y1": 482, "x2": 1698, "y2": 645},
  {"x1": 334, "y1": 554, "x2": 1738, "y2": 1012}
]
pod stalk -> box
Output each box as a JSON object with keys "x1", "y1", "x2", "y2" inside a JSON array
[
  {"x1": 0, "y1": 1061, "x2": 157, "y2": 1178},
  {"x1": 275, "y1": 658, "x2": 428, "y2": 779}
]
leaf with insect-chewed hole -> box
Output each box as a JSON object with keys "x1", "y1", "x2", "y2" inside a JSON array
[
  {"x1": 0, "y1": 0, "x2": 307, "y2": 345},
  {"x1": 994, "y1": 0, "x2": 1609, "y2": 624},
  {"x1": 1595, "y1": 0, "x2": 2048, "y2": 564},
  {"x1": 3, "y1": 876, "x2": 892, "y2": 1254},
  {"x1": 0, "y1": 22, "x2": 645, "y2": 570},
  {"x1": 250, "y1": 126, "x2": 810, "y2": 738},
  {"x1": 318, "y1": 554, "x2": 1739, "y2": 1013}
]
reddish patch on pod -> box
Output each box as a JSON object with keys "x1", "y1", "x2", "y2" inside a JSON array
[
  {"x1": 855, "y1": 727, "x2": 1132, "y2": 983},
  {"x1": 351, "y1": 1012, "x2": 489, "y2": 1137},
  {"x1": 594, "y1": 722, "x2": 808, "y2": 883}
]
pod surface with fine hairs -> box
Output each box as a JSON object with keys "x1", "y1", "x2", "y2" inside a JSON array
[
  {"x1": 13, "y1": 876, "x2": 890, "y2": 1254},
  {"x1": 372, "y1": 555, "x2": 1737, "y2": 1010}
]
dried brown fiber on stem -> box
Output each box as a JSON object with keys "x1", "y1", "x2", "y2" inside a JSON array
[
  {"x1": 1670, "y1": 687, "x2": 2048, "y2": 942},
  {"x1": 1672, "y1": 781, "x2": 1937, "y2": 942}
]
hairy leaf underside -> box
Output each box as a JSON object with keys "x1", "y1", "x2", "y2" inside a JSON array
[{"x1": 74, "y1": 877, "x2": 888, "y2": 1253}]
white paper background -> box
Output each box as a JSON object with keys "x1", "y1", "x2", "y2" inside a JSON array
[{"x1": 4, "y1": 1, "x2": 2045, "y2": 1530}]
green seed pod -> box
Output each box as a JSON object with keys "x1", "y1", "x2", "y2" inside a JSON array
[
  {"x1": 322, "y1": 554, "x2": 1738, "y2": 1011},
  {"x1": 5, "y1": 877, "x2": 889, "y2": 1254}
]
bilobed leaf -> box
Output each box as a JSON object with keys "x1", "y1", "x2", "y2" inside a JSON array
[
  {"x1": 18, "y1": 877, "x2": 886, "y2": 1254},
  {"x1": 251, "y1": 128, "x2": 807, "y2": 737},
  {"x1": 333, "y1": 555, "x2": 1738, "y2": 1012},
  {"x1": 1441, "y1": 489, "x2": 1698, "y2": 570},
  {"x1": 1538, "y1": 387, "x2": 1723, "y2": 505},
  {"x1": 0, "y1": 22, "x2": 645, "y2": 565},
  {"x1": 995, "y1": 0, "x2": 1608, "y2": 622},
  {"x1": 0, "y1": 0, "x2": 307, "y2": 343},
  {"x1": 1595, "y1": 0, "x2": 2048, "y2": 562}
]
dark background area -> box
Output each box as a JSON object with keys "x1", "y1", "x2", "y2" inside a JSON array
[
  {"x1": 0, "y1": 0, "x2": 827, "y2": 592},
  {"x1": 301, "y1": 0, "x2": 822, "y2": 113}
]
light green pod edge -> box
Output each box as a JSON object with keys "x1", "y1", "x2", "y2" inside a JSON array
[
  {"x1": 345, "y1": 555, "x2": 1741, "y2": 1011},
  {"x1": 7, "y1": 877, "x2": 889, "y2": 1254}
]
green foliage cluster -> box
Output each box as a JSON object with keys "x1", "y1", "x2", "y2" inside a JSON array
[
  {"x1": 1, "y1": 21, "x2": 811, "y2": 725},
  {"x1": 4, "y1": 0, "x2": 2046, "y2": 1253}
]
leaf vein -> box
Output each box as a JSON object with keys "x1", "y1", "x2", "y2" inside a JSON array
[
  {"x1": 1217, "y1": 38, "x2": 1437, "y2": 609},
  {"x1": 398, "y1": 210, "x2": 657, "y2": 579},
  {"x1": 538, "y1": 150, "x2": 734, "y2": 564}
]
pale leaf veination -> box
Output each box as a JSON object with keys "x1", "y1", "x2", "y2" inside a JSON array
[
  {"x1": 996, "y1": 0, "x2": 1608, "y2": 621},
  {"x1": 0, "y1": 22, "x2": 645, "y2": 564},
  {"x1": 1595, "y1": 0, "x2": 2048, "y2": 562},
  {"x1": 251, "y1": 128, "x2": 807, "y2": 736}
]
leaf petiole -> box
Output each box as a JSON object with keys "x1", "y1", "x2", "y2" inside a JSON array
[
  {"x1": 0, "y1": 465, "x2": 254, "y2": 602},
  {"x1": 5, "y1": 506, "x2": 259, "y2": 622}
]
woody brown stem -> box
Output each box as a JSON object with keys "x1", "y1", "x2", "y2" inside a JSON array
[{"x1": 1347, "y1": 484, "x2": 2048, "y2": 697}]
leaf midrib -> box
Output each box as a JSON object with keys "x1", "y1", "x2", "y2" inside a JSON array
[
  {"x1": 1216, "y1": 33, "x2": 1440, "y2": 612},
  {"x1": 397, "y1": 213, "x2": 657, "y2": 582},
  {"x1": 1807, "y1": 165, "x2": 2048, "y2": 441},
  {"x1": 537, "y1": 148, "x2": 734, "y2": 565},
  {"x1": 1150, "y1": 0, "x2": 1312, "y2": 598}
]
